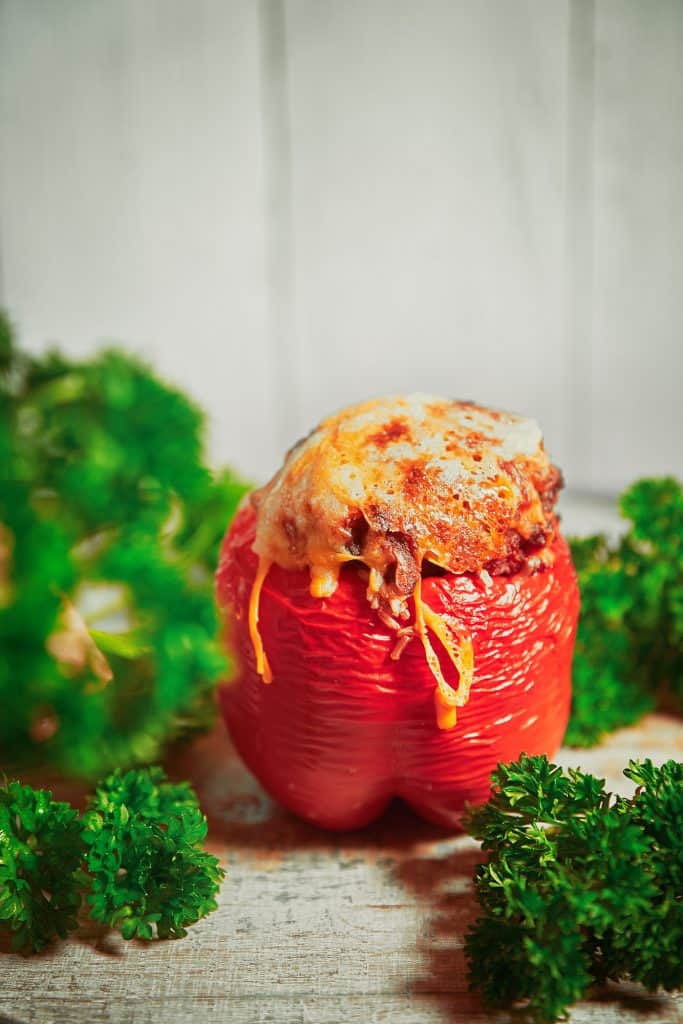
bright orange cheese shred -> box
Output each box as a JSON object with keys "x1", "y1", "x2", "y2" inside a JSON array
[
  {"x1": 249, "y1": 557, "x2": 273, "y2": 684},
  {"x1": 413, "y1": 575, "x2": 474, "y2": 730},
  {"x1": 248, "y1": 557, "x2": 474, "y2": 729}
]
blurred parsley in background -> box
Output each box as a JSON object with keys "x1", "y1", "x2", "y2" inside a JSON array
[
  {"x1": 0, "y1": 311, "x2": 249, "y2": 778},
  {"x1": 568, "y1": 477, "x2": 683, "y2": 746}
]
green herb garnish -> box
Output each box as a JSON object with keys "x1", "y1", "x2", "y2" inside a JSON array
[
  {"x1": 465, "y1": 754, "x2": 683, "y2": 1022},
  {"x1": 567, "y1": 477, "x2": 683, "y2": 746},
  {"x1": 0, "y1": 767, "x2": 224, "y2": 952},
  {"x1": 0, "y1": 780, "x2": 83, "y2": 952},
  {"x1": 0, "y1": 311, "x2": 248, "y2": 777},
  {"x1": 83, "y1": 767, "x2": 223, "y2": 941}
]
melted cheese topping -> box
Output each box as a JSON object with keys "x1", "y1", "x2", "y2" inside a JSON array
[
  {"x1": 248, "y1": 557, "x2": 273, "y2": 684},
  {"x1": 247, "y1": 395, "x2": 561, "y2": 728},
  {"x1": 413, "y1": 574, "x2": 475, "y2": 730}
]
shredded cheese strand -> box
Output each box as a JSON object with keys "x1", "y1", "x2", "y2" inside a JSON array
[
  {"x1": 248, "y1": 557, "x2": 273, "y2": 683},
  {"x1": 422, "y1": 605, "x2": 474, "y2": 707},
  {"x1": 247, "y1": 553, "x2": 473, "y2": 723},
  {"x1": 413, "y1": 576, "x2": 474, "y2": 730}
]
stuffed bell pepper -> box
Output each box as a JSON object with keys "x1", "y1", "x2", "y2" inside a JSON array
[{"x1": 216, "y1": 395, "x2": 579, "y2": 830}]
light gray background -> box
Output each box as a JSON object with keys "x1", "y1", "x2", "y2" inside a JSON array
[{"x1": 1, "y1": 0, "x2": 681, "y2": 490}]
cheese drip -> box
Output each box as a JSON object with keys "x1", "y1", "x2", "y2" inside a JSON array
[
  {"x1": 248, "y1": 557, "x2": 474, "y2": 729},
  {"x1": 413, "y1": 575, "x2": 474, "y2": 730},
  {"x1": 248, "y1": 557, "x2": 273, "y2": 684}
]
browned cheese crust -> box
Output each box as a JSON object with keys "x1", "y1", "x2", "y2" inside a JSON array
[{"x1": 250, "y1": 395, "x2": 562, "y2": 619}]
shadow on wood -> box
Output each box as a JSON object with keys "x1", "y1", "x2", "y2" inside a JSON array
[{"x1": 390, "y1": 838, "x2": 485, "y2": 1017}]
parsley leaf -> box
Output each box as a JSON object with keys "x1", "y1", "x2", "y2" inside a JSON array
[
  {"x1": 0, "y1": 768, "x2": 223, "y2": 952},
  {"x1": 82, "y1": 767, "x2": 224, "y2": 941},
  {"x1": 465, "y1": 755, "x2": 683, "y2": 1023},
  {"x1": 0, "y1": 311, "x2": 249, "y2": 777},
  {"x1": 567, "y1": 477, "x2": 683, "y2": 746},
  {"x1": 0, "y1": 780, "x2": 82, "y2": 952}
]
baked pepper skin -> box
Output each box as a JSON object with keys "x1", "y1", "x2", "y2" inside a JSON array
[{"x1": 217, "y1": 503, "x2": 580, "y2": 830}]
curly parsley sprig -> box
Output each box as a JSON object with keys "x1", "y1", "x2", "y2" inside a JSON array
[
  {"x1": 0, "y1": 780, "x2": 83, "y2": 952},
  {"x1": 567, "y1": 476, "x2": 683, "y2": 746},
  {"x1": 0, "y1": 311, "x2": 249, "y2": 777},
  {"x1": 83, "y1": 767, "x2": 223, "y2": 941},
  {"x1": 0, "y1": 767, "x2": 224, "y2": 953},
  {"x1": 464, "y1": 754, "x2": 683, "y2": 1023}
]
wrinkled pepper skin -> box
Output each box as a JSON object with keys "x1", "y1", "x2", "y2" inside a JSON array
[{"x1": 217, "y1": 503, "x2": 580, "y2": 831}]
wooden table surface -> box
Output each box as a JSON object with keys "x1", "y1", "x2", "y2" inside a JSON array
[
  {"x1": 1, "y1": 713, "x2": 681, "y2": 1024},
  {"x1": 3, "y1": 497, "x2": 682, "y2": 1023}
]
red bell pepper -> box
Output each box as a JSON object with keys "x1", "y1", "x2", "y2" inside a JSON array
[{"x1": 216, "y1": 501, "x2": 579, "y2": 830}]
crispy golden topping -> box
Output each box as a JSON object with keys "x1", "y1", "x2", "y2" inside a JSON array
[{"x1": 252, "y1": 394, "x2": 561, "y2": 608}]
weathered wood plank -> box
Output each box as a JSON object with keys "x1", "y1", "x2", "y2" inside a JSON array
[
  {"x1": 589, "y1": 0, "x2": 683, "y2": 491},
  {"x1": 0, "y1": 0, "x2": 277, "y2": 480},
  {"x1": 1, "y1": 991, "x2": 681, "y2": 1024},
  {"x1": 283, "y1": 0, "x2": 575, "y2": 479},
  {"x1": 1, "y1": 714, "x2": 681, "y2": 1023}
]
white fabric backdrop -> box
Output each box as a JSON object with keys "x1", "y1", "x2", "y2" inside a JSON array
[{"x1": 1, "y1": 0, "x2": 681, "y2": 491}]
